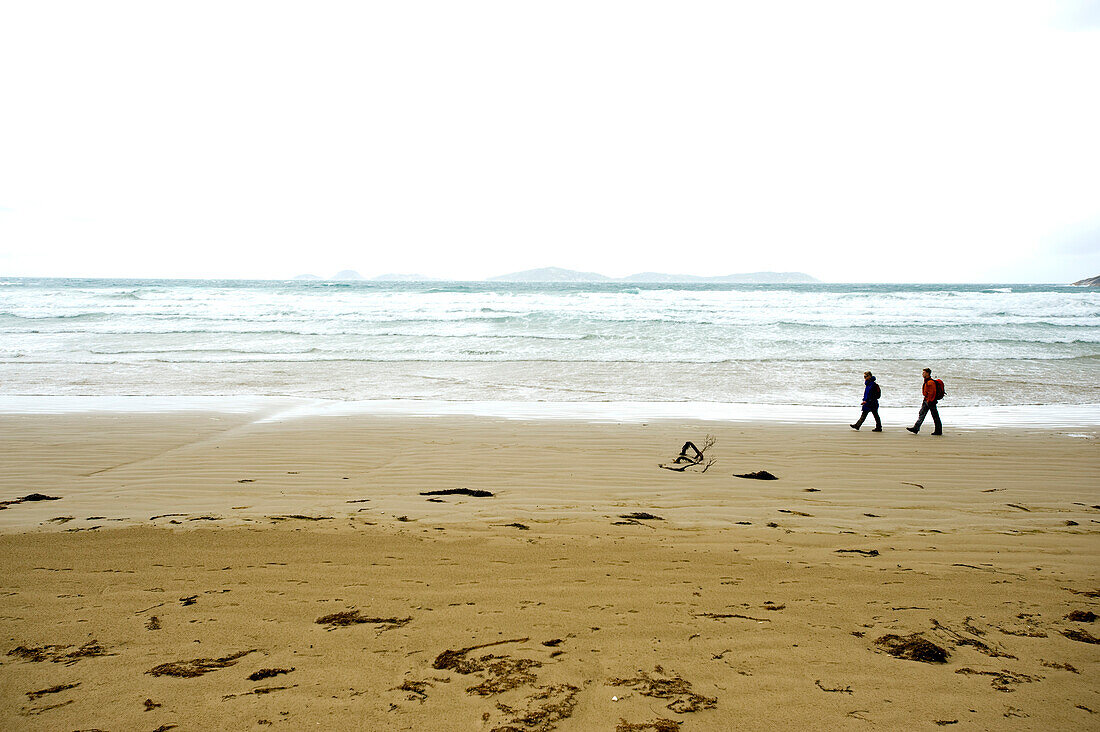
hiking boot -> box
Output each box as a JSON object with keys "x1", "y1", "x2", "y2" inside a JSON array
[
  {"x1": 906, "y1": 426, "x2": 919, "y2": 434},
  {"x1": 850, "y1": 424, "x2": 860, "y2": 430},
  {"x1": 871, "y1": 428, "x2": 882, "y2": 432}
]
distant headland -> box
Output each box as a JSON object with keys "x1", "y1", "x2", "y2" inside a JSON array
[
  {"x1": 294, "y1": 267, "x2": 819, "y2": 283},
  {"x1": 488, "y1": 267, "x2": 819, "y2": 283},
  {"x1": 1071, "y1": 274, "x2": 1100, "y2": 287}
]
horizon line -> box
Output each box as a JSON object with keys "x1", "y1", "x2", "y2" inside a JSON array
[{"x1": 0, "y1": 274, "x2": 1085, "y2": 286}]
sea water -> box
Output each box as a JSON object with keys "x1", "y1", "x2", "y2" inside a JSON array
[{"x1": 1, "y1": 279, "x2": 1097, "y2": 410}]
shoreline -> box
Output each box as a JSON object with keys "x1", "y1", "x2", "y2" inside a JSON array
[{"x1": 2, "y1": 395, "x2": 1100, "y2": 429}]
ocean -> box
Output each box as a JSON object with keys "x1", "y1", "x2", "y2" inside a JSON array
[{"x1": 1, "y1": 278, "x2": 1098, "y2": 409}]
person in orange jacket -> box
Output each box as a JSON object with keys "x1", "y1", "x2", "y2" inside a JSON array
[{"x1": 906, "y1": 367, "x2": 942, "y2": 435}]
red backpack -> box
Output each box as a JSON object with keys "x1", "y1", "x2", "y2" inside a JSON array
[{"x1": 934, "y1": 379, "x2": 946, "y2": 400}]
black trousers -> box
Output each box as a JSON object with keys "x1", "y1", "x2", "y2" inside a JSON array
[
  {"x1": 854, "y1": 406, "x2": 881, "y2": 430},
  {"x1": 914, "y1": 400, "x2": 942, "y2": 432}
]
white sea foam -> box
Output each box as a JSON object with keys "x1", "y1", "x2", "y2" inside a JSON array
[{"x1": 1, "y1": 279, "x2": 1097, "y2": 409}]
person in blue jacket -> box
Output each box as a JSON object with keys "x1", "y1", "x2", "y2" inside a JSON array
[{"x1": 850, "y1": 371, "x2": 882, "y2": 431}]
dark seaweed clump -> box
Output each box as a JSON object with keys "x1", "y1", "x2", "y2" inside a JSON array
[
  {"x1": 609, "y1": 668, "x2": 717, "y2": 713},
  {"x1": 8, "y1": 640, "x2": 110, "y2": 665},
  {"x1": 248, "y1": 667, "x2": 295, "y2": 681},
  {"x1": 315, "y1": 610, "x2": 411, "y2": 630},
  {"x1": 1061, "y1": 628, "x2": 1100, "y2": 644},
  {"x1": 147, "y1": 650, "x2": 257, "y2": 678},
  {"x1": 26, "y1": 682, "x2": 80, "y2": 700},
  {"x1": 874, "y1": 634, "x2": 949, "y2": 663},
  {"x1": 617, "y1": 721, "x2": 681, "y2": 732},
  {"x1": 0, "y1": 493, "x2": 62, "y2": 509},
  {"x1": 420, "y1": 488, "x2": 494, "y2": 498}
]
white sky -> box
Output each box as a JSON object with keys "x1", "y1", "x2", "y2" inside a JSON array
[{"x1": 1, "y1": 1, "x2": 1098, "y2": 282}]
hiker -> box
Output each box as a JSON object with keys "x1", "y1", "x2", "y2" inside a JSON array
[
  {"x1": 907, "y1": 368, "x2": 943, "y2": 435},
  {"x1": 850, "y1": 371, "x2": 881, "y2": 431}
]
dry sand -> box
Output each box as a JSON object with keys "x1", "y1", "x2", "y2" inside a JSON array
[{"x1": 0, "y1": 411, "x2": 1097, "y2": 730}]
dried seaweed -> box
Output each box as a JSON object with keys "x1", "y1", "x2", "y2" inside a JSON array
[
  {"x1": 814, "y1": 680, "x2": 853, "y2": 694},
  {"x1": 491, "y1": 684, "x2": 579, "y2": 732},
  {"x1": 315, "y1": 610, "x2": 411, "y2": 630},
  {"x1": 22, "y1": 699, "x2": 74, "y2": 715},
  {"x1": 997, "y1": 623, "x2": 1046, "y2": 638},
  {"x1": 467, "y1": 657, "x2": 542, "y2": 695},
  {"x1": 431, "y1": 637, "x2": 574, "y2": 730},
  {"x1": 8, "y1": 640, "x2": 111, "y2": 666},
  {"x1": 873, "y1": 634, "x2": 949, "y2": 663},
  {"x1": 733, "y1": 471, "x2": 777, "y2": 480},
  {"x1": 8, "y1": 645, "x2": 63, "y2": 662},
  {"x1": 931, "y1": 619, "x2": 1016, "y2": 659},
  {"x1": 433, "y1": 638, "x2": 529, "y2": 673},
  {"x1": 1066, "y1": 610, "x2": 1097, "y2": 622},
  {"x1": 223, "y1": 685, "x2": 296, "y2": 700},
  {"x1": 697, "y1": 612, "x2": 770, "y2": 622},
  {"x1": 420, "y1": 488, "x2": 494, "y2": 498},
  {"x1": 248, "y1": 667, "x2": 294, "y2": 681},
  {"x1": 55, "y1": 642, "x2": 110, "y2": 664},
  {"x1": 146, "y1": 649, "x2": 257, "y2": 678},
  {"x1": 609, "y1": 668, "x2": 717, "y2": 713},
  {"x1": 0, "y1": 493, "x2": 61, "y2": 508},
  {"x1": 836, "y1": 549, "x2": 879, "y2": 557},
  {"x1": 955, "y1": 667, "x2": 1039, "y2": 692},
  {"x1": 619, "y1": 512, "x2": 664, "y2": 521},
  {"x1": 393, "y1": 680, "x2": 431, "y2": 702},
  {"x1": 1064, "y1": 587, "x2": 1100, "y2": 598},
  {"x1": 1061, "y1": 628, "x2": 1100, "y2": 644},
  {"x1": 617, "y1": 720, "x2": 681, "y2": 732},
  {"x1": 268, "y1": 514, "x2": 332, "y2": 521},
  {"x1": 26, "y1": 682, "x2": 80, "y2": 700}
]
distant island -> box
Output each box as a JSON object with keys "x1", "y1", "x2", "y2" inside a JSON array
[
  {"x1": 1071, "y1": 275, "x2": 1100, "y2": 287},
  {"x1": 620, "y1": 271, "x2": 819, "y2": 284},
  {"x1": 372, "y1": 273, "x2": 440, "y2": 281},
  {"x1": 487, "y1": 267, "x2": 611, "y2": 283},
  {"x1": 294, "y1": 271, "x2": 436, "y2": 281},
  {"x1": 294, "y1": 267, "x2": 819, "y2": 283},
  {"x1": 488, "y1": 267, "x2": 819, "y2": 283}
]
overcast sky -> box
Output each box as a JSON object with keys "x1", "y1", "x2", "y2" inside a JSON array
[{"x1": 1, "y1": 1, "x2": 1098, "y2": 282}]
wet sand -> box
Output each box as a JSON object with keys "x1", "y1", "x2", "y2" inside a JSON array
[{"x1": 0, "y1": 412, "x2": 1097, "y2": 730}]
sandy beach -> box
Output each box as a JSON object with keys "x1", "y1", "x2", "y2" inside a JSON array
[{"x1": 1, "y1": 410, "x2": 1097, "y2": 730}]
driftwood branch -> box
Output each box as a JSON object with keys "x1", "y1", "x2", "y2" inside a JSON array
[{"x1": 660, "y1": 436, "x2": 716, "y2": 473}]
